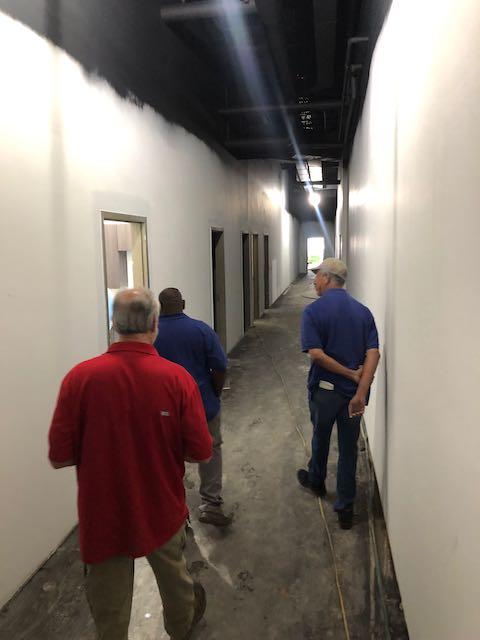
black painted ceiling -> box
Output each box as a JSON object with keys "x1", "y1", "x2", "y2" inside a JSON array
[{"x1": 0, "y1": 0, "x2": 393, "y2": 222}]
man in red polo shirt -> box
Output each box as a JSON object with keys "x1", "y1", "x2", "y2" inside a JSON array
[{"x1": 48, "y1": 287, "x2": 212, "y2": 640}]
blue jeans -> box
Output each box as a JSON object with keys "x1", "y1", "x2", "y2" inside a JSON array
[{"x1": 308, "y1": 387, "x2": 361, "y2": 510}]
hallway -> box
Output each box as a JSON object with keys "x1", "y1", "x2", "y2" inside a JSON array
[
  {"x1": 0, "y1": 275, "x2": 406, "y2": 640},
  {"x1": 2, "y1": 0, "x2": 480, "y2": 635}
]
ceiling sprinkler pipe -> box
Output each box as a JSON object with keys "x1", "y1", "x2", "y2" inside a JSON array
[
  {"x1": 338, "y1": 37, "x2": 369, "y2": 142},
  {"x1": 218, "y1": 100, "x2": 342, "y2": 116}
]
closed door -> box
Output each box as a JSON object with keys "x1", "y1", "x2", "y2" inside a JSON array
[
  {"x1": 264, "y1": 235, "x2": 270, "y2": 309},
  {"x1": 211, "y1": 229, "x2": 227, "y2": 349},
  {"x1": 242, "y1": 233, "x2": 251, "y2": 331},
  {"x1": 252, "y1": 234, "x2": 260, "y2": 320}
]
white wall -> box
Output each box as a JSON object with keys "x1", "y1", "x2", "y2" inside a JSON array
[
  {"x1": 298, "y1": 220, "x2": 335, "y2": 273},
  {"x1": 0, "y1": 13, "x2": 299, "y2": 606},
  {"x1": 345, "y1": 1, "x2": 480, "y2": 637}
]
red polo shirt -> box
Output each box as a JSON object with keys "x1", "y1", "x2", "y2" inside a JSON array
[{"x1": 49, "y1": 342, "x2": 212, "y2": 564}]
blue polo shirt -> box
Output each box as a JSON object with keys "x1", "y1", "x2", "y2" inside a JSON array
[
  {"x1": 154, "y1": 313, "x2": 227, "y2": 421},
  {"x1": 301, "y1": 289, "x2": 379, "y2": 398}
]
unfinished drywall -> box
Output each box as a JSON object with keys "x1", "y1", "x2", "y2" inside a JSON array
[
  {"x1": 345, "y1": 0, "x2": 480, "y2": 637},
  {"x1": 0, "y1": 12, "x2": 299, "y2": 606}
]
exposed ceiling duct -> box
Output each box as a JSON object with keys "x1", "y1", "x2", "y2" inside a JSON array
[
  {"x1": 160, "y1": 0, "x2": 257, "y2": 22},
  {"x1": 253, "y1": 0, "x2": 296, "y2": 103},
  {"x1": 313, "y1": 0, "x2": 337, "y2": 90},
  {"x1": 3, "y1": 0, "x2": 395, "y2": 223}
]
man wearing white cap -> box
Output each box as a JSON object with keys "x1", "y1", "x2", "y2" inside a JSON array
[{"x1": 298, "y1": 258, "x2": 380, "y2": 529}]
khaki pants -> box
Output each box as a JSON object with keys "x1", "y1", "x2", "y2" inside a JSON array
[
  {"x1": 198, "y1": 412, "x2": 223, "y2": 509},
  {"x1": 85, "y1": 524, "x2": 194, "y2": 640}
]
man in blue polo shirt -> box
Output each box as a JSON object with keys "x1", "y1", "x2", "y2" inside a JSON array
[
  {"x1": 298, "y1": 258, "x2": 380, "y2": 529},
  {"x1": 154, "y1": 288, "x2": 232, "y2": 527}
]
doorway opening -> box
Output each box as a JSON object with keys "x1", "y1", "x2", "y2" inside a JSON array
[
  {"x1": 252, "y1": 234, "x2": 260, "y2": 320},
  {"x1": 101, "y1": 213, "x2": 149, "y2": 343},
  {"x1": 264, "y1": 235, "x2": 270, "y2": 310},
  {"x1": 242, "y1": 233, "x2": 251, "y2": 331},
  {"x1": 211, "y1": 229, "x2": 227, "y2": 350},
  {"x1": 307, "y1": 236, "x2": 325, "y2": 270}
]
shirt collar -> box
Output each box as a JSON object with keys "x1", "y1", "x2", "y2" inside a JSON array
[
  {"x1": 323, "y1": 288, "x2": 347, "y2": 295},
  {"x1": 108, "y1": 341, "x2": 158, "y2": 355},
  {"x1": 159, "y1": 313, "x2": 187, "y2": 320}
]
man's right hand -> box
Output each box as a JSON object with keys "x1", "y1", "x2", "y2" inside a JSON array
[{"x1": 348, "y1": 393, "x2": 366, "y2": 418}]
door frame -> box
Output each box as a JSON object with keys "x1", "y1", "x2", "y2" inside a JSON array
[
  {"x1": 101, "y1": 211, "x2": 149, "y2": 344},
  {"x1": 252, "y1": 233, "x2": 260, "y2": 320},
  {"x1": 241, "y1": 232, "x2": 251, "y2": 331},
  {"x1": 210, "y1": 226, "x2": 227, "y2": 349},
  {"x1": 263, "y1": 234, "x2": 270, "y2": 310}
]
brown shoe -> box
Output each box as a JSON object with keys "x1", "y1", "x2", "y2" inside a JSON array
[
  {"x1": 198, "y1": 509, "x2": 233, "y2": 527},
  {"x1": 183, "y1": 582, "x2": 206, "y2": 639}
]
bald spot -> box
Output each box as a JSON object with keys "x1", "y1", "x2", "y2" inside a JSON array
[
  {"x1": 113, "y1": 287, "x2": 157, "y2": 335},
  {"x1": 116, "y1": 288, "x2": 147, "y2": 305}
]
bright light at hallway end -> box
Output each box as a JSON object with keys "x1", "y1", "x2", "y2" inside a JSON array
[{"x1": 308, "y1": 191, "x2": 321, "y2": 207}]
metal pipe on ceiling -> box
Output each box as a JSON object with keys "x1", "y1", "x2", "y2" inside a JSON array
[
  {"x1": 293, "y1": 186, "x2": 338, "y2": 193},
  {"x1": 225, "y1": 137, "x2": 290, "y2": 147},
  {"x1": 281, "y1": 155, "x2": 339, "y2": 165},
  {"x1": 160, "y1": 0, "x2": 257, "y2": 22},
  {"x1": 218, "y1": 100, "x2": 342, "y2": 115},
  {"x1": 310, "y1": 180, "x2": 340, "y2": 187},
  {"x1": 341, "y1": 72, "x2": 359, "y2": 151},
  {"x1": 225, "y1": 138, "x2": 342, "y2": 149},
  {"x1": 297, "y1": 143, "x2": 342, "y2": 151},
  {"x1": 338, "y1": 37, "x2": 369, "y2": 143}
]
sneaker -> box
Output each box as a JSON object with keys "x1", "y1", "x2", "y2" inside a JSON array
[
  {"x1": 183, "y1": 582, "x2": 206, "y2": 639},
  {"x1": 198, "y1": 508, "x2": 233, "y2": 527},
  {"x1": 296, "y1": 469, "x2": 326, "y2": 497},
  {"x1": 337, "y1": 505, "x2": 354, "y2": 530}
]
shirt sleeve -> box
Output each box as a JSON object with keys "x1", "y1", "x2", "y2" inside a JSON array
[
  {"x1": 180, "y1": 374, "x2": 213, "y2": 460},
  {"x1": 366, "y1": 312, "x2": 380, "y2": 350},
  {"x1": 301, "y1": 307, "x2": 324, "y2": 352},
  {"x1": 205, "y1": 326, "x2": 228, "y2": 372},
  {"x1": 48, "y1": 371, "x2": 79, "y2": 464}
]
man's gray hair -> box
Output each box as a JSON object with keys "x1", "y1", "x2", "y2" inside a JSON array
[{"x1": 112, "y1": 287, "x2": 159, "y2": 335}]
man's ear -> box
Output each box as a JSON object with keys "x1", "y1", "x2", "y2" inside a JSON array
[{"x1": 182, "y1": 300, "x2": 185, "y2": 310}]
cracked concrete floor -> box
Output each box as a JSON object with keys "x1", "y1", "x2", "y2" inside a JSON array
[{"x1": 0, "y1": 275, "x2": 408, "y2": 640}]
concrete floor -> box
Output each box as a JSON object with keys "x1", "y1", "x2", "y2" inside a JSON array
[{"x1": 0, "y1": 275, "x2": 408, "y2": 640}]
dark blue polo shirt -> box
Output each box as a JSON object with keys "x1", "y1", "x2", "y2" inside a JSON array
[
  {"x1": 154, "y1": 313, "x2": 227, "y2": 421},
  {"x1": 301, "y1": 289, "x2": 379, "y2": 398}
]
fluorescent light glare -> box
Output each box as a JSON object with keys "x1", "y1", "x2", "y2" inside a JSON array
[
  {"x1": 265, "y1": 188, "x2": 285, "y2": 208},
  {"x1": 308, "y1": 191, "x2": 321, "y2": 207}
]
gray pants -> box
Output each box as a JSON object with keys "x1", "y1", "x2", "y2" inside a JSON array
[{"x1": 198, "y1": 412, "x2": 223, "y2": 510}]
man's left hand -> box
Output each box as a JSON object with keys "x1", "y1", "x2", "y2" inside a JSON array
[
  {"x1": 351, "y1": 365, "x2": 363, "y2": 385},
  {"x1": 348, "y1": 394, "x2": 365, "y2": 418}
]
